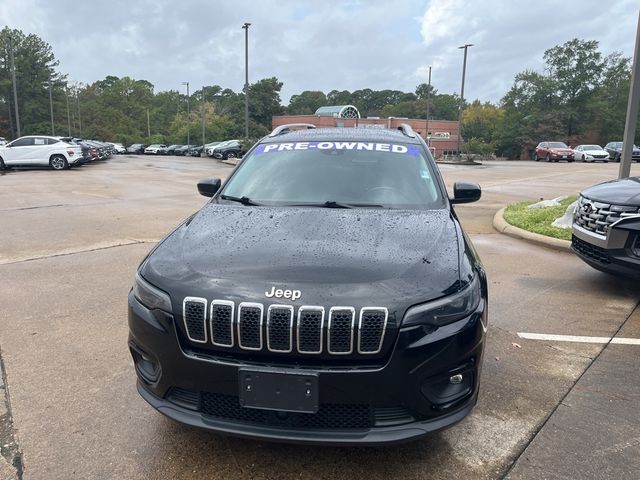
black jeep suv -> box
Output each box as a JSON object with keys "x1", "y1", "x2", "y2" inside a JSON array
[
  {"x1": 128, "y1": 124, "x2": 488, "y2": 445},
  {"x1": 572, "y1": 176, "x2": 640, "y2": 278}
]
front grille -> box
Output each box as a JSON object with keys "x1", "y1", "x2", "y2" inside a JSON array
[
  {"x1": 574, "y1": 196, "x2": 639, "y2": 236},
  {"x1": 183, "y1": 297, "x2": 207, "y2": 343},
  {"x1": 572, "y1": 235, "x2": 611, "y2": 264},
  {"x1": 180, "y1": 299, "x2": 391, "y2": 357},
  {"x1": 200, "y1": 391, "x2": 373, "y2": 430}
]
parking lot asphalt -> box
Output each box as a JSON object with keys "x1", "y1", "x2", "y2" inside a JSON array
[{"x1": 0, "y1": 156, "x2": 638, "y2": 479}]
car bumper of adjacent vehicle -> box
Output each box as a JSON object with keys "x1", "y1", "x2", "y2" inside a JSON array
[
  {"x1": 127, "y1": 292, "x2": 486, "y2": 445},
  {"x1": 572, "y1": 225, "x2": 640, "y2": 278}
]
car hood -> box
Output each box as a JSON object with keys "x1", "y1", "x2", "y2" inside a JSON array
[
  {"x1": 582, "y1": 176, "x2": 640, "y2": 205},
  {"x1": 549, "y1": 148, "x2": 573, "y2": 154},
  {"x1": 142, "y1": 204, "x2": 462, "y2": 314},
  {"x1": 582, "y1": 149, "x2": 607, "y2": 155}
]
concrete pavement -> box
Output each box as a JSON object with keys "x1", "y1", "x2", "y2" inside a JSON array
[{"x1": 0, "y1": 157, "x2": 638, "y2": 479}]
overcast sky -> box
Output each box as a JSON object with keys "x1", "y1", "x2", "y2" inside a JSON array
[{"x1": 1, "y1": 0, "x2": 638, "y2": 105}]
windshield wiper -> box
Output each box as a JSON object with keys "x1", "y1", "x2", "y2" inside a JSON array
[
  {"x1": 219, "y1": 194, "x2": 262, "y2": 206},
  {"x1": 289, "y1": 201, "x2": 386, "y2": 209}
]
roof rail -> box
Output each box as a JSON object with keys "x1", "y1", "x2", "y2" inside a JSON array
[
  {"x1": 269, "y1": 123, "x2": 316, "y2": 137},
  {"x1": 397, "y1": 123, "x2": 416, "y2": 138}
]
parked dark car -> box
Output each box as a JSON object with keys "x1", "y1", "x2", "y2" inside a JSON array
[
  {"x1": 534, "y1": 142, "x2": 575, "y2": 162},
  {"x1": 604, "y1": 142, "x2": 640, "y2": 162},
  {"x1": 166, "y1": 144, "x2": 183, "y2": 155},
  {"x1": 211, "y1": 139, "x2": 245, "y2": 159},
  {"x1": 572, "y1": 176, "x2": 640, "y2": 278},
  {"x1": 128, "y1": 124, "x2": 488, "y2": 445},
  {"x1": 173, "y1": 144, "x2": 194, "y2": 156},
  {"x1": 127, "y1": 144, "x2": 147, "y2": 154},
  {"x1": 189, "y1": 145, "x2": 205, "y2": 156}
]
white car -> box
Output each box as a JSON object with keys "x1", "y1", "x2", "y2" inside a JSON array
[
  {"x1": 144, "y1": 144, "x2": 167, "y2": 155},
  {"x1": 108, "y1": 142, "x2": 126, "y2": 154},
  {"x1": 0, "y1": 135, "x2": 85, "y2": 170},
  {"x1": 573, "y1": 144, "x2": 609, "y2": 163}
]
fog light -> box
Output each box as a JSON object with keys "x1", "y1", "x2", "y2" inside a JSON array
[
  {"x1": 129, "y1": 345, "x2": 160, "y2": 384},
  {"x1": 450, "y1": 374, "x2": 463, "y2": 384},
  {"x1": 633, "y1": 236, "x2": 640, "y2": 257}
]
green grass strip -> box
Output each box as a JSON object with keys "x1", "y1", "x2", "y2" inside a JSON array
[{"x1": 503, "y1": 196, "x2": 577, "y2": 241}]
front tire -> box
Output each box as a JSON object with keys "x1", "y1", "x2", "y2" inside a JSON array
[
  {"x1": 533, "y1": 152, "x2": 539, "y2": 161},
  {"x1": 0, "y1": 157, "x2": 5, "y2": 170},
  {"x1": 546, "y1": 154, "x2": 551, "y2": 162},
  {"x1": 50, "y1": 155, "x2": 69, "y2": 170},
  {"x1": 226, "y1": 152, "x2": 237, "y2": 159}
]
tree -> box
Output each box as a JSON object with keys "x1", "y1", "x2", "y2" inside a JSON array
[
  {"x1": 462, "y1": 100, "x2": 504, "y2": 144},
  {"x1": 287, "y1": 90, "x2": 327, "y2": 115}
]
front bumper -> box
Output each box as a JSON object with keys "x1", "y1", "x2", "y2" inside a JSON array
[
  {"x1": 128, "y1": 293, "x2": 486, "y2": 445},
  {"x1": 572, "y1": 225, "x2": 640, "y2": 278}
]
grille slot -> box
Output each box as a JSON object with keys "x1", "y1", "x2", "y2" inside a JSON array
[
  {"x1": 210, "y1": 300, "x2": 234, "y2": 347},
  {"x1": 358, "y1": 308, "x2": 388, "y2": 354},
  {"x1": 267, "y1": 305, "x2": 294, "y2": 352},
  {"x1": 297, "y1": 307, "x2": 325, "y2": 354},
  {"x1": 238, "y1": 303, "x2": 263, "y2": 350},
  {"x1": 183, "y1": 297, "x2": 207, "y2": 343},
  {"x1": 166, "y1": 387, "x2": 200, "y2": 410},
  {"x1": 328, "y1": 307, "x2": 355, "y2": 354}
]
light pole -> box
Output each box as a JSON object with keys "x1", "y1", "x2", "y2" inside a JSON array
[
  {"x1": 425, "y1": 65, "x2": 432, "y2": 146},
  {"x1": 48, "y1": 78, "x2": 55, "y2": 136},
  {"x1": 457, "y1": 44, "x2": 473, "y2": 158},
  {"x1": 8, "y1": 34, "x2": 21, "y2": 137},
  {"x1": 619, "y1": 11, "x2": 640, "y2": 179},
  {"x1": 242, "y1": 22, "x2": 251, "y2": 138},
  {"x1": 66, "y1": 88, "x2": 71, "y2": 136},
  {"x1": 182, "y1": 81, "x2": 190, "y2": 145},
  {"x1": 201, "y1": 87, "x2": 206, "y2": 147}
]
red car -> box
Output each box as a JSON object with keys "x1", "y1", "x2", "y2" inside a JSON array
[{"x1": 534, "y1": 142, "x2": 575, "y2": 162}]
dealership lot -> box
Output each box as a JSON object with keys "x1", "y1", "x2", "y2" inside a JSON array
[{"x1": 0, "y1": 156, "x2": 638, "y2": 479}]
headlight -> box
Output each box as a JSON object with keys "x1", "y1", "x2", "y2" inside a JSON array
[
  {"x1": 133, "y1": 272, "x2": 172, "y2": 312},
  {"x1": 402, "y1": 276, "x2": 482, "y2": 327}
]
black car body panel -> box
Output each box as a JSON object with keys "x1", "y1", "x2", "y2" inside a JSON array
[
  {"x1": 604, "y1": 142, "x2": 640, "y2": 162},
  {"x1": 128, "y1": 126, "x2": 487, "y2": 444},
  {"x1": 572, "y1": 177, "x2": 640, "y2": 278}
]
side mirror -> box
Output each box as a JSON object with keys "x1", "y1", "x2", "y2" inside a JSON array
[
  {"x1": 451, "y1": 181, "x2": 481, "y2": 204},
  {"x1": 197, "y1": 177, "x2": 222, "y2": 197}
]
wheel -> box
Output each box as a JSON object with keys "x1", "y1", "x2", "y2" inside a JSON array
[
  {"x1": 226, "y1": 151, "x2": 237, "y2": 159},
  {"x1": 582, "y1": 154, "x2": 586, "y2": 162},
  {"x1": 615, "y1": 154, "x2": 621, "y2": 162},
  {"x1": 533, "y1": 153, "x2": 539, "y2": 161},
  {"x1": 0, "y1": 157, "x2": 5, "y2": 170},
  {"x1": 546, "y1": 154, "x2": 551, "y2": 162},
  {"x1": 50, "y1": 155, "x2": 69, "y2": 170}
]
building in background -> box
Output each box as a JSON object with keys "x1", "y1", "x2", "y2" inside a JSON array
[{"x1": 272, "y1": 105, "x2": 461, "y2": 158}]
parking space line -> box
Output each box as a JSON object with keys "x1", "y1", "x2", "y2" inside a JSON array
[{"x1": 517, "y1": 332, "x2": 640, "y2": 345}]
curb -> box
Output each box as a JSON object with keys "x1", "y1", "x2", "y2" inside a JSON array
[
  {"x1": 222, "y1": 158, "x2": 239, "y2": 166},
  {"x1": 493, "y1": 207, "x2": 572, "y2": 252}
]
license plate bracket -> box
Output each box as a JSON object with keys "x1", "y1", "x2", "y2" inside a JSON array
[{"x1": 239, "y1": 368, "x2": 319, "y2": 414}]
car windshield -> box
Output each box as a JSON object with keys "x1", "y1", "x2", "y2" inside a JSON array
[
  {"x1": 548, "y1": 142, "x2": 568, "y2": 148},
  {"x1": 583, "y1": 145, "x2": 602, "y2": 150},
  {"x1": 221, "y1": 140, "x2": 444, "y2": 209}
]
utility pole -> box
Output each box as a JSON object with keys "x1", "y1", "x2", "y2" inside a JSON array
[
  {"x1": 242, "y1": 22, "x2": 251, "y2": 138},
  {"x1": 8, "y1": 34, "x2": 21, "y2": 137},
  {"x1": 201, "y1": 87, "x2": 205, "y2": 147},
  {"x1": 457, "y1": 44, "x2": 473, "y2": 159},
  {"x1": 66, "y1": 89, "x2": 71, "y2": 136},
  {"x1": 77, "y1": 88, "x2": 82, "y2": 137},
  {"x1": 620, "y1": 11, "x2": 640, "y2": 179},
  {"x1": 425, "y1": 65, "x2": 432, "y2": 146},
  {"x1": 182, "y1": 82, "x2": 190, "y2": 145},
  {"x1": 48, "y1": 79, "x2": 55, "y2": 136},
  {"x1": 147, "y1": 108, "x2": 151, "y2": 139}
]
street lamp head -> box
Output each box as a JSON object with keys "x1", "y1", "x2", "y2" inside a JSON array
[
  {"x1": 458, "y1": 43, "x2": 474, "y2": 49},
  {"x1": 242, "y1": 22, "x2": 251, "y2": 29},
  {"x1": 181, "y1": 81, "x2": 189, "y2": 86}
]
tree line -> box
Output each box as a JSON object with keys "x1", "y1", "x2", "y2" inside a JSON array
[{"x1": 0, "y1": 27, "x2": 636, "y2": 158}]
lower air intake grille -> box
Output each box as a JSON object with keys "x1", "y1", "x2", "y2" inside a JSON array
[
  {"x1": 572, "y1": 235, "x2": 611, "y2": 264},
  {"x1": 200, "y1": 391, "x2": 373, "y2": 430}
]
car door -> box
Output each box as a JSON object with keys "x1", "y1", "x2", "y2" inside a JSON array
[
  {"x1": 3, "y1": 137, "x2": 35, "y2": 165},
  {"x1": 31, "y1": 137, "x2": 53, "y2": 165}
]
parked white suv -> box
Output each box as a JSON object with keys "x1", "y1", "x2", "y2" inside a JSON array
[{"x1": 0, "y1": 135, "x2": 85, "y2": 170}]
